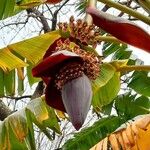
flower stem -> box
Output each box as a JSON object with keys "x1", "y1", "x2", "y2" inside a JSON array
[
  {"x1": 97, "y1": 0, "x2": 150, "y2": 25},
  {"x1": 85, "y1": 0, "x2": 97, "y2": 25},
  {"x1": 118, "y1": 65, "x2": 150, "y2": 72},
  {"x1": 95, "y1": 35, "x2": 124, "y2": 44}
]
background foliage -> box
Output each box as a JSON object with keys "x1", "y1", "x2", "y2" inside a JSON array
[{"x1": 0, "y1": 0, "x2": 150, "y2": 149}]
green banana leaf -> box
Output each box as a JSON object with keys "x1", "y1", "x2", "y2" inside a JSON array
[{"x1": 0, "y1": 97, "x2": 60, "y2": 149}]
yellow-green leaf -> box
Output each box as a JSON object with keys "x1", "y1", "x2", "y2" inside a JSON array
[
  {"x1": 6, "y1": 110, "x2": 28, "y2": 142},
  {"x1": 27, "y1": 98, "x2": 49, "y2": 123},
  {"x1": 92, "y1": 63, "x2": 116, "y2": 94},
  {"x1": 92, "y1": 72, "x2": 120, "y2": 110},
  {"x1": 16, "y1": 0, "x2": 45, "y2": 9},
  {"x1": 4, "y1": 70, "x2": 15, "y2": 96},
  {"x1": 110, "y1": 59, "x2": 128, "y2": 70},
  {"x1": 0, "y1": 0, "x2": 15, "y2": 20},
  {"x1": 0, "y1": 48, "x2": 27, "y2": 72},
  {"x1": 0, "y1": 70, "x2": 4, "y2": 97},
  {"x1": 0, "y1": 30, "x2": 60, "y2": 72},
  {"x1": 0, "y1": 121, "x2": 9, "y2": 150},
  {"x1": 8, "y1": 30, "x2": 60, "y2": 64}
]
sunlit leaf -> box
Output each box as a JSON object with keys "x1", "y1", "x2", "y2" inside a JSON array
[
  {"x1": 55, "y1": 109, "x2": 67, "y2": 119},
  {"x1": 0, "y1": 48, "x2": 27, "y2": 72},
  {"x1": 62, "y1": 116, "x2": 124, "y2": 150},
  {"x1": 4, "y1": 70, "x2": 15, "y2": 96},
  {"x1": 27, "y1": 98, "x2": 49, "y2": 123},
  {"x1": 16, "y1": 0, "x2": 45, "y2": 8},
  {"x1": 0, "y1": 31, "x2": 60, "y2": 72},
  {"x1": 0, "y1": 70, "x2": 4, "y2": 97},
  {"x1": 128, "y1": 71, "x2": 150, "y2": 97},
  {"x1": 92, "y1": 63, "x2": 116, "y2": 93},
  {"x1": 103, "y1": 43, "x2": 128, "y2": 57},
  {"x1": 27, "y1": 63, "x2": 41, "y2": 86},
  {"x1": 115, "y1": 93, "x2": 150, "y2": 120},
  {"x1": 0, "y1": 0, "x2": 47, "y2": 20},
  {"x1": 110, "y1": 59, "x2": 128, "y2": 70},
  {"x1": 0, "y1": 97, "x2": 60, "y2": 149},
  {"x1": 0, "y1": 122, "x2": 9, "y2": 149},
  {"x1": 92, "y1": 72, "x2": 120, "y2": 110},
  {"x1": 91, "y1": 114, "x2": 150, "y2": 150},
  {"x1": 9, "y1": 30, "x2": 61, "y2": 64},
  {"x1": 0, "y1": 0, "x2": 15, "y2": 20}
]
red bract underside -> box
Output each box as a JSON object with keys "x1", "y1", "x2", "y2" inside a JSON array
[
  {"x1": 86, "y1": 7, "x2": 150, "y2": 52},
  {"x1": 46, "y1": 0, "x2": 62, "y2": 4},
  {"x1": 45, "y1": 80, "x2": 66, "y2": 112},
  {"x1": 32, "y1": 51, "x2": 82, "y2": 78},
  {"x1": 32, "y1": 50, "x2": 83, "y2": 112},
  {"x1": 43, "y1": 37, "x2": 66, "y2": 59}
]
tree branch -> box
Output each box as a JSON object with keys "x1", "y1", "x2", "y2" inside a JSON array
[
  {"x1": 27, "y1": 8, "x2": 51, "y2": 33},
  {"x1": 4, "y1": 95, "x2": 32, "y2": 101},
  {"x1": 0, "y1": 100, "x2": 12, "y2": 121},
  {"x1": 51, "y1": 0, "x2": 70, "y2": 31}
]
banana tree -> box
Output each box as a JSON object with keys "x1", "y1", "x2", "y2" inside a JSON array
[{"x1": 0, "y1": 0, "x2": 150, "y2": 149}]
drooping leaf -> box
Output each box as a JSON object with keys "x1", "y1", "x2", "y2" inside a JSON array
[
  {"x1": 0, "y1": 70, "x2": 4, "y2": 97},
  {"x1": 92, "y1": 63, "x2": 116, "y2": 93},
  {"x1": 0, "y1": 121, "x2": 9, "y2": 149},
  {"x1": 0, "y1": 0, "x2": 15, "y2": 20},
  {"x1": 9, "y1": 30, "x2": 61, "y2": 65},
  {"x1": 86, "y1": 7, "x2": 150, "y2": 52},
  {"x1": 0, "y1": 30, "x2": 60, "y2": 72},
  {"x1": 0, "y1": 97, "x2": 60, "y2": 149},
  {"x1": 90, "y1": 114, "x2": 150, "y2": 150},
  {"x1": 17, "y1": 71, "x2": 24, "y2": 95},
  {"x1": 0, "y1": 0, "x2": 46, "y2": 20},
  {"x1": 4, "y1": 70, "x2": 15, "y2": 96},
  {"x1": 44, "y1": 105, "x2": 61, "y2": 133},
  {"x1": 128, "y1": 71, "x2": 150, "y2": 97},
  {"x1": 115, "y1": 93, "x2": 150, "y2": 120},
  {"x1": 25, "y1": 108, "x2": 36, "y2": 150},
  {"x1": 27, "y1": 63, "x2": 41, "y2": 86},
  {"x1": 16, "y1": 0, "x2": 44, "y2": 8},
  {"x1": 92, "y1": 72, "x2": 120, "y2": 110},
  {"x1": 0, "y1": 48, "x2": 27, "y2": 72},
  {"x1": 27, "y1": 97, "x2": 60, "y2": 133},
  {"x1": 103, "y1": 43, "x2": 128, "y2": 58},
  {"x1": 5, "y1": 111, "x2": 28, "y2": 150},
  {"x1": 62, "y1": 116, "x2": 124, "y2": 150},
  {"x1": 110, "y1": 59, "x2": 128, "y2": 70}
]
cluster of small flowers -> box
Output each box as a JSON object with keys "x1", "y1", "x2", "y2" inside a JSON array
[
  {"x1": 54, "y1": 39, "x2": 100, "y2": 90},
  {"x1": 55, "y1": 62, "x2": 84, "y2": 90},
  {"x1": 58, "y1": 16, "x2": 101, "y2": 48},
  {"x1": 72, "y1": 45, "x2": 100, "y2": 80}
]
